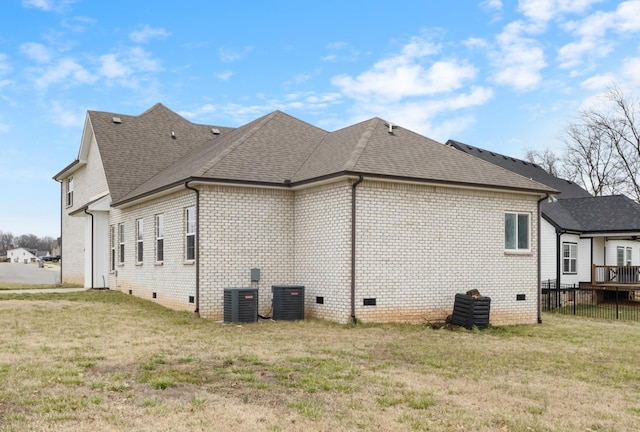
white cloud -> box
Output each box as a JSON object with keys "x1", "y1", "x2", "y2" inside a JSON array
[
  {"x1": 558, "y1": 0, "x2": 640, "y2": 69},
  {"x1": 129, "y1": 25, "x2": 170, "y2": 44},
  {"x1": 98, "y1": 48, "x2": 160, "y2": 84},
  {"x1": 46, "y1": 101, "x2": 85, "y2": 127},
  {"x1": 580, "y1": 73, "x2": 617, "y2": 90},
  {"x1": 482, "y1": 0, "x2": 503, "y2": 10},
  {"x1": 22, "y1": 0, "x2": 54, "y2": 10},
  {"x1": 518, "y1": 0, "x2": 555, "y2": 29},
  {"x1": 323, "y1": 41, "x2": 363, "y2": 62},
  {"x1": 332, "y1": 35, "x2": 473, "y2": 104},
  {"x1": 35, "y1": 57, "x2": 96, "y2": 88},
  {"x1": 218, "y1": 46, "x2": 253, "y2": 63},
  {"x1": 0, "y1": 54, "x2": 12, "y2": 75},
  {"x1": 490, "y1": 21, "x2": 546, "y2": 90},
  {"x1": 20, "y1": 42, "x2": 52, "y2": 63},
  {"x1": 216, "y1": 71, "x2": 233, "y2": 81},
  {"x1": 99, "y1": 54, "x2": 131, "y2": 79},
  {"x1": 623, "y1": 57, "x2": 640, "y2": 85},
  {"x1": 22, "y1": 0, "x2": 75, "y2": 12}
]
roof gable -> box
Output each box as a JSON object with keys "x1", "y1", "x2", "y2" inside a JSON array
[{"x1": 89, "y1": 103, "x2": 233, "y2": 203}]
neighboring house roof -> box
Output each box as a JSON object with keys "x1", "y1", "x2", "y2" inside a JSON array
[
  {"x1": 448, "y1": 140, "x2": 640, "y2": 235},
  {"x1": 447, "y1": 140, "x2": 590, "y2": 199},
  {"x1": 60, "y1": 105, "x2": 557, "y2": 208},
  {"x1": 544, "y1": 195, "x2": 640, "y2": 234}
]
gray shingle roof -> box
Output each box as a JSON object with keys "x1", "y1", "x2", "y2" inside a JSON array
[
  {"x1": 83, "y1": 105, "x2": 555, "y2": 206},
  {"x1": 544, "y1": 195, "x2": 640, "y2": 233},
  {"x1": 447, "y1": 140, "x2": 591, "y2": 199},
  {"x1": 88, "y1": 103, "x2": 233, "y2": 203}
]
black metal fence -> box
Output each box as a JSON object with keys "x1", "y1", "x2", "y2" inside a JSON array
[{"x1": 541, "y1": 280, "x2": 640, "y2": 321}]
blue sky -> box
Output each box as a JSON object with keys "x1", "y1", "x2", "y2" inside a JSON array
[{"x1": 1, "y1": 0, "x2": 640, "y2": 238}]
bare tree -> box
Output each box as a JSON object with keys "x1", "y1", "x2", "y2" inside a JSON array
[
  {"x1": 525, "y1": 148, "x2": 563, "y2": 177},
  {"x1": 15, "y1": 234, "x2": 40, "y2": 250},
  {"x1": 0, "y1": 230, "x2": 15, "y2": 253},
  {"x1": 562, "y1": 83, "x2": 640, "y2": 200}
]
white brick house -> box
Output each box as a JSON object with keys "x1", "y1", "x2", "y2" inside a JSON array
[{"x1": 54, "y1": 104, "x2": 555, "y2": 325}]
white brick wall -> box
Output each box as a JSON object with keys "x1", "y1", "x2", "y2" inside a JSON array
[
  {"x1": 294, "y1": 180, "x2": 352, "y2": 322},
  {"x1": 108, "y1": 191, "x2": 197, "y2": 312},
  {"x1": 352, "y1": 180, "x2": 539, "y2": 325},
  {"x1": 198, "y1": 185, "x2": 295, "y2": 320}
]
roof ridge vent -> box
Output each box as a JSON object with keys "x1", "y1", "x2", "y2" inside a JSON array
[{"x1": 112, "y1": 117, "x2": 121, "y2": 124}]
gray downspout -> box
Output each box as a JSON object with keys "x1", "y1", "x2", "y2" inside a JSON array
[
  {"x1": 84, "y1": 208, "x2": 94, "y2": 289},
  {"x1": 185, "y1": 182, "x2": 200, "y2": 316},
  {"x1": 57, "y1": 179, "x2": 63, "y2": 284},
  {"x1": 351, "y1": 176, "x2": 364, "y2": 324},
  {"x1": 556, "y1": 231, "x2": 561, "y2": 289},
  {"x1": 537, "y1": 195, "x2": 549, "y2": 324}
]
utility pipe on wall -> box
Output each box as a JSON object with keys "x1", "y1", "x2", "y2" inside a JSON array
[
  {"x1": 351, "y1": 176, "x2": 364, "y2": 324},
  {"x1": 84, "y1": 208, "x2": 94, "y2": 289}
]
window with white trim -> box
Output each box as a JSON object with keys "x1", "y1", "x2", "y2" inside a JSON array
[
  {"x1": 618, "y1": 246, "x2": 632, "y2": 266},
  {"x1": 118, "y1": 223, "x2": 125, "y2": 264},
  {"x1": 110, "y1": 225, "x2": 116, "y2": 271},
  {"x1": 136, "y1": 219, "x2": 144, "y2": 263},
  {"x1": 504, "y1": 212, "x2": 530, "y2": 251},
  {"x1": 185, "y1": 207, "x2": 196, "y2": 261},
  {"x1": 563, "y1": 242, "x2": 577, "y2": 274},
  {"x1": 156, "y1": 214, "x2": 164, "y2": 263},
  {"x1": 66, "y1": 177, "x2": 74, "y2": 207}
]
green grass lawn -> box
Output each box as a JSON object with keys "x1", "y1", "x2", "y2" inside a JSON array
[{"x1": 1, "y1": 290, "x2": 639, "y2": 431}]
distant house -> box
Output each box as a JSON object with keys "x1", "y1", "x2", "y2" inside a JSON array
[
  {"x1": 7, "y1": 247, "x2": 37, "y2": 264},
  {"x1": 449, "y1": 140, "x2": 640, "y2": 289},
  {"x1": 54, "y1": 104, "x2": 555, "y2": 325}
]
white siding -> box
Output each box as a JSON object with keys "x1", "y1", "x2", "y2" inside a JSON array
[
  {"x1": 540, "y1": 219, "x2": 557, "y2": 282},
  {"x1": 577, "y1": 238, "x2": 592, "y2": 283}
]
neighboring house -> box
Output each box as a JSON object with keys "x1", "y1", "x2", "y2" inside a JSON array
[
  {"x1": 54, "y1": 104, "x2": 555, "y2": 325},
  {"x1": 7, "y1": 247, "x2": 37, "y2": 264},
  {"x1": 449, "y1": 140, "x2": 640, "y2": 289}
]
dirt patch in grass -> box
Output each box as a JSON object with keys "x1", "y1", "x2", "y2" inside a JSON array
[{"x1": 1, "y1": 290, "x2": 640, "y2": 431}]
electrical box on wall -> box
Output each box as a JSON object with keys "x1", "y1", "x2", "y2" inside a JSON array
[{"x1": 251, "y1": 268, "x2": 260, "y2": 282}]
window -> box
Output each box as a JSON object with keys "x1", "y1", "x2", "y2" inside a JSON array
[
  {"x1": 118, "y1": 223, "x2": 125, "y2": 264},
  {"x1": 618, "y1": 246, "x2": 632, "y2": 266},
  {"x1": 505, "y1": 212, "x2": 530, "y2": 251},
  {"x1": 186, "y1": 207, "x2": 196, "y2": 261},
  {"x1": 66, "y1": 177, "x2": 74, "y2": 207},
  {"x1": 563, "y1": 243, "x2": 577, "y2": 274},
  {"x1": 110, "y1": 225, "x2": 116, "y2": 271},
  {"x1": 156, "y1": 214, "x2": 164, "y2": 262},
  {"x1": 136, "y1": 219, "x2": 144, "y2": 263}
]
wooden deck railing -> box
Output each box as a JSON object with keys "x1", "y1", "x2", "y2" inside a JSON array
[{"x1": 592, "y1": 265, "x2": 640, "y2": 285}]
